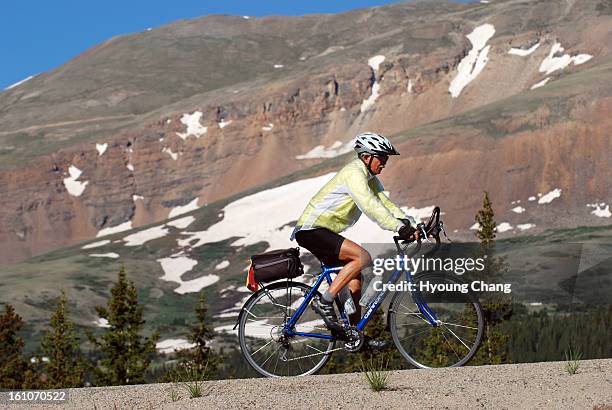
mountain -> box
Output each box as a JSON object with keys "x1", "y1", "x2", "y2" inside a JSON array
[
  {"x1": 0, "y1": 0, "x2": 611, "y2": 345},
  {"x1": 1, "y1": 0, "x2": 611, "y2": 265}
]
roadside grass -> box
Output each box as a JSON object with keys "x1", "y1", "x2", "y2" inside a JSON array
[
  {"x1": 167, "y1": 385, "x2": 181, "y2": 402},
  {"x1": 565, "y1": 345, "x2": 583, "y2": 375},
  {"x1": 170, "y1": 360, "x2": 212, "y2": 399},
  {"x1": 361, "y1": 355, "x2": 391, "y2": 392}
]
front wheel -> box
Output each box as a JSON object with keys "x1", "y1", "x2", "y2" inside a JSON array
[
  {"x1": 238, "y1": 281, "x2": 335, "y2": 377},
  {"x1": 389, "y1": 272, "x2": 484, "y2": 368}
]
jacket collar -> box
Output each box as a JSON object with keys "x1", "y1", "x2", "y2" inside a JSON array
[{"x1": 353, "y1": 157, "x2": 376, "y2": 180}]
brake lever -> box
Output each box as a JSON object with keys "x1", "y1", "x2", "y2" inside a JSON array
[
  {"x1": 439, "y1": 221, "x2": 452, "y2": 242},
  {"x1": 416, "y1": 223, "x2": 430, "y2": 243}
]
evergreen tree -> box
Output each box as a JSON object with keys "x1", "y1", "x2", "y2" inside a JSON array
[
  {"x1": 41, "y1": 290, "x2": 85, "y2": 388},
  {"x1": 176, "y1": 291, "x2": 219, "y2": 377},
  {"x1": 0, "y1": 304, "x2": 29, "y2": 389},
  {"x1": 475, "y1": 191, "x2": 496, "y2": 248},
  {"x1": 471, "y1": 191, "x2": 513, "y2": 365},
  {"x1": 87, "y1": 265, "x2": 159, "y2": 386},
  {"x1": 158, "y1": 291, "x2": 220, "y2": 382}
]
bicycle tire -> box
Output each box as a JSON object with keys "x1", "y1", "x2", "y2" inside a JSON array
[
  {"x1": 389, "y1": 272, "x2": 484, "y2": 368},
  {"x1": 238, "y1": 281, "x2": 335, "y2": 377}
]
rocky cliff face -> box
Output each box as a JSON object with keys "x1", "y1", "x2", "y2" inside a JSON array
[{"x1": 1, "y1": 0, "x2": 611, "y2": 265}]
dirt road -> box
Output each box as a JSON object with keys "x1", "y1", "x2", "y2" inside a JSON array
[{"x1": 2, "y1": 359, "x2": 611, "y2": 409}]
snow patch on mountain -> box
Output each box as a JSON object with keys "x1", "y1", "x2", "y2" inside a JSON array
[
  {"x1": 449, "y1": 24, "x2": 495, "y2": 98},
  {"x1": 218, "y1": 119, "x2": 232, "y2": 129},
  {"x1": 127, "y1": 164, "x2": 134, "y2": 172},
  {"x1": 508, "y1": 42, "x2": 540, "y2": 56},
  {"x1": 123, "y1": 225, "x2": 169, "y2": 246},
  {"x1": 96, "y1": 143, "x2": 108, "y2": 156},
  {"x1": 168, "y1": 198, "x2": 200, "y2": 218},
  {"x1": 531, "y1": 77, "x2": 551, "y2": 90},
  {"x1": 539, "y1": 42, "x2": 593, "y2": 75},
  {"x1": 156, "y1": 338, "x2": 195, "y2": 354},
  {"x1": 177, "y1": 111, "x2": 207, "y2": 140},
  {"x1": 162, "y1": 147, "x2": 178, "y2": 160},
  {"x1": 588, "y1": 203, "x2": 611, "y2": 218},
  {"x1": 497, "y1": 222, "x2": 513, "y2": 232},
  {"x1": 360, "y1": 83, "x2": 380, "y2": 112},
  {"x1": 538, "y1": 188, "x2": 561, "y2": 204},
  {"x1": 517, "y1": 223, "x2": 536, "y2": 231},
  {"x1": 5, "y1": 75, "x2": 35, "y2": 90},
  {"x1": 93, "y1": 318, "x2": 110, "y2": 328},
  {"x1": 157, "y1": 255, "x2": 219, "y2": 294},
  {"x1": 360, "y1": 55, "x2": 385, "y2": 112},
  {"x1": 63, "y1": 165, "x2": 89, "y2": 197},
  {"x1": 89, "y1": 253, "x2": 120, "y2": 258},
  {"x1": 132, "y1": 195, "x2": 144, "y2": 202},
  {"x1": 511, "y1": 206, "x2": 525, "y2": 214},
  {"x1": 97, "y1": 221, "x2": 133, "y2": 238},
  {"x1": 262, "y1": 123, "x2": 274, "y2": 131},
  {"x1": 215, "y1": 260, "x2": 230, "y2": 270},
  {"x1": 177, "y1": 173, "x2": 335, "y2": 252},
  {"x1": 82, "y1": 240, "x2": 111, "y2": 250},
  {"x1": 166, "y1": 216, "x2": 195, "y2": 229},
  {"x1": 368, "y1": 55, "x2": 386, "y2": 71},
  {"x1": 176, "y1": 173, "x2": 427, "y2": 258},
  {"x1": 296, "y1": 140, "x2": 354, "y2": 159}
]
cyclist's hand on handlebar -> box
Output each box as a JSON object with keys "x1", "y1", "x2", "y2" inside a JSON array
[{"x1": 398, "y1": 221, "x2": 417, "y2": 241}]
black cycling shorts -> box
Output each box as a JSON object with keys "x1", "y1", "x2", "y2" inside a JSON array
[{"x1": 295, "y1": 228, "x2": 345, "y2": 267}]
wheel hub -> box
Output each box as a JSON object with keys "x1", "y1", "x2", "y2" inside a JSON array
[{"x1": 270, "y1": 325, "x2": 286, "y2": 343}]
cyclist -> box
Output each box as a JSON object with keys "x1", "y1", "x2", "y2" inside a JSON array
[{"x1": 290, "y1": 131, "x2": 417, "y2": 347}]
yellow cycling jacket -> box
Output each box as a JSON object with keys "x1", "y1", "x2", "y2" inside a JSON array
[{"x1": 291, "y1": 158, "x2": 414, "y2": 239}]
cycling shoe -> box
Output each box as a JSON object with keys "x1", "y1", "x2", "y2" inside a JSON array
[{"x1": 312, "y1": 297, "x2": 345, "y2": 336}]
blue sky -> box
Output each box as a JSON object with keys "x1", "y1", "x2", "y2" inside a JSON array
[{"x1": 0, "y1": 0, "x2": 472, "y2": 90}]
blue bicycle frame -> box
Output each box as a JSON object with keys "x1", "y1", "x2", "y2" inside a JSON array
[{"x1": 283, "y1": 257, "x2": 439, "y2": 341}]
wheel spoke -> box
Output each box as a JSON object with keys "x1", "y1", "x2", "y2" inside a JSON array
[
  {"x1": 399, "y1": 327, "x2": 433, "y2": 342},
  {"x1": 251, "y1": 340, "x2": 273, "y2": 356},
  {"x1": 439, "y1": 321, "x2": 478, "y2": 330},
  {"x1": 443, "y1": 324, "x2": 471, "y2": 350},
  {"x1": 441, "y1": 332, "x2": 461, "y2": 361},
  {"x1": 390, "y1": 274, "x2": 484, "y2": 369},
  {"x1": 260, "y1": 343, "x2": 282, "y2": 367},
  {"x1": 239, "y1": 282, "x2": 335, "y2": 377}
]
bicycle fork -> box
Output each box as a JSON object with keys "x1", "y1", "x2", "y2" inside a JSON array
[{"x1": 406, "y1": 270, "x2": 439, "y2": 326}]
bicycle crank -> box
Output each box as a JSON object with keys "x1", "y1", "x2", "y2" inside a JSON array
[{"x1": 343, "y1": 328, "x2": 365, "y2": 352}]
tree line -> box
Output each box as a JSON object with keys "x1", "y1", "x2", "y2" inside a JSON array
[
  {"x1": 0, "y1": 265, "x2": 220, "y2": 389},
  {"x1": 1, "y1": 192, "x2": 610, "y2": 387}
]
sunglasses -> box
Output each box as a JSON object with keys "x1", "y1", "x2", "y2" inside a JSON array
[{"x1": 374, "y1": 155, "x2": 389, "y2": 165}]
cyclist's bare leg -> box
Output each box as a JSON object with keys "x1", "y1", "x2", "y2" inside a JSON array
[
  {"x1": 328, "y1": 238, "x2": 370, "y2": 297},
  {"x1": 313, "y1": 239, "x2": 369, "y2": 330}
]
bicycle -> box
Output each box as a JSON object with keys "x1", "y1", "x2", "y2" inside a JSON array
[{"x1": 235, "y1": 207, "x2": 484, "y2": 377}]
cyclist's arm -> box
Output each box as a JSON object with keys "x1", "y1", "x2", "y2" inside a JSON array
[
  {"x1": 344, "y1": 173, "x2": 403, "y2": 232},
  {"x1": 372, "y1": 178, "x2": 417, "y2": 226}
]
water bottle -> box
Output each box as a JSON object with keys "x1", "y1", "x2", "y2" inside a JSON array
[
  {"x1": 359, "y1": 276, "x2": 381, "y2": 307},
  {"x1": 338, "y1": 286, "x2": 356, "y2": 315}
]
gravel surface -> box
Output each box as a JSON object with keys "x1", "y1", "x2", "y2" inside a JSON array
[{"x1": 2, "y1": 359, "x2": 611, "y2": 409}]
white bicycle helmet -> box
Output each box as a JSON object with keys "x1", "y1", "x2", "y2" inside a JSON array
[{"x1": 354, "y1": 132, "x2": 399, "y2": 156}]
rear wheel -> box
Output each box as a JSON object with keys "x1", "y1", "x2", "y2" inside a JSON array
[
  {"x1": 389, "y1": 272, "x2": 483, "y2": 368},
  {"x1": 238, "y1": 281, "x2": 335, "y2": 377}
]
